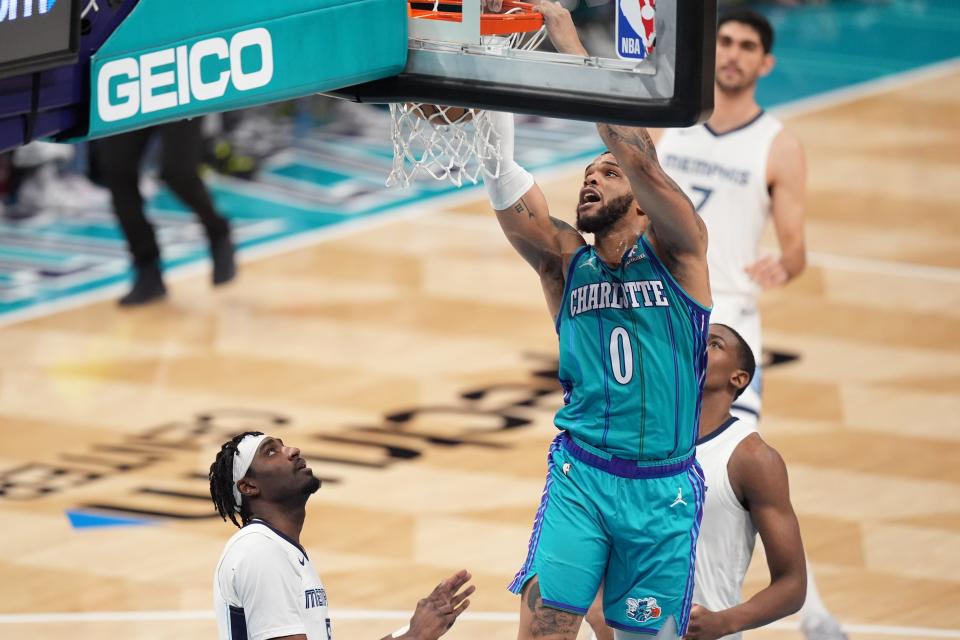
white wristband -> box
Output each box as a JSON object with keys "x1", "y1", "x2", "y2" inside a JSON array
[
  {"x1": 391, "y1": 624, "x2": 410, "y2": 638},
  {"x1": 483, "y1": 163, "x2": 535, "y2": 211},
  {"x1": 481, "y1": 110, "x2": 534, "y2": 210}
]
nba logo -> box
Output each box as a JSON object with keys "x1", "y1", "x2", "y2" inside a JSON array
[{"x1": 616, "y1": 0, "x2": 656, "y2": 60}]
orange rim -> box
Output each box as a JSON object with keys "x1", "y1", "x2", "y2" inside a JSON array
[{"x1": 409, "y1": 0, "x2": 544, "y2": 36}]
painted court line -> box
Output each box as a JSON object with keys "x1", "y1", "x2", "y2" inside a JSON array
[
  {"x1": 0, "y1": 184, "x2": 485, "y2": 329},
  {"x1": 428, "y1": 212, "x2": 960, "y2": 284},
  {"x1": 1, "y1": 609, "x2": 959, "y2": 638},
  {"x1": 809, "y1": 251, "x2": 960, "y2": 283},
  {"x1": 0, "y1": 147, "x2": 600, "y2": 329},
  {"x1": 773, "y1": 57, "x2": 960, "y2": 120}
]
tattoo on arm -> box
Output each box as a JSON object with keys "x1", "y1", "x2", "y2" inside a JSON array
[
  {"x1": 599, "y1": 124, "x2": 695, "y2": 208},
  {"x1": 514, "y1": 198, "x2": 535, "y2": 220},
  {"x1": 550, "y1": 217, "x2": 577, "y2": 234},
  {"x1": 524, "y1": 581, "x2": 581, "y2": 638},
  {"x1": 599, "y1": 124, "x2": 658, "y2": 162},
  {"x1": 663, "y1": 170, "x2": 691, "y2": 198}
]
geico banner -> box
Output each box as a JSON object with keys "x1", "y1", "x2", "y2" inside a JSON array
[
  {"x1": 86, "y1": 0, "x2": 406, "y2": 138},
  {"x1": 97, "y1": 28, "x2": 275, "y2": 122}
]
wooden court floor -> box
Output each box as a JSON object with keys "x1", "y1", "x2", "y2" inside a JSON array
[{"x1": 1, "y1": 68, "x2": 959, "y2": 639}]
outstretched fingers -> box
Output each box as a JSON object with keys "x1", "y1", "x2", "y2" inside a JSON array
[
  {"x1": 452, "y1": 583, "x2": 476, "y2": 607},
  {"x1": 433, "y1": 569, "x2": 472, "y2": 599},
  {"x1": 451, "y1": 595, "x2": 472, "y2": 621},
  {"x1": 437, "y1": 571, "x2": 474, "y2": 628}
]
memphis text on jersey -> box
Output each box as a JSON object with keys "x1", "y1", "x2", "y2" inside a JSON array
[
  {"x1": 305, "y1": 587, "x2": 328, "y2": 609},
  {"x1": 569, "y1": 279, "x2": 670, "y2": 317},
  {"x1": 661, "y1": 154, "x2": 751, "y2": 186}
]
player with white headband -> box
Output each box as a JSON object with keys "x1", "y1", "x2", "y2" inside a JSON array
[{"x1": 209, "y1": 431, "x2": 474, "y2": 640}]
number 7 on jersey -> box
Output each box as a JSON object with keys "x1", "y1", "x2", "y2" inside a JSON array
[{"x1": 690, "y1": 185, "x2": 713, "y2": 211}]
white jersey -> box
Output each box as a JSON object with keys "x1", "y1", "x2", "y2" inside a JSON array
[
  {"x1": 657, "y1": 112, "x2": 783, "y2": 304},
  {"x1": 693, "y1": 417, "x2": 759, "y2": 640},
  {"x1": 658, "y1": 113, "x2": 784, "y2": 424},
  {"x1": 214, "y1": 520, "x2": 332, "y2": 640}
]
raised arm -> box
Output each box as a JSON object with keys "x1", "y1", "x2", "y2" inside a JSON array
[
  {"x1": 596, "y1": 123, "x2": 708, "y2": 260},
  {"x1": 481, "y1": 110, "x2": 586, "y2": 318},
  {"x1": 534, "y1": 0, "x2": 710, "y2": 307},
  {"x1": 686, "y1": 435, "x2": 807, "y2": 639},
  {"x1": 746, "y1": 129, "x2": 807, "y2": 288}
]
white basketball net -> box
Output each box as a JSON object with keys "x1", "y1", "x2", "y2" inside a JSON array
[{"x1": 387, "y1": 22, "x2": 547, "y2": 189}]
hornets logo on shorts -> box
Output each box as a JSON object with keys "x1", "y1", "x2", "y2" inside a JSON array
[{"x1": 626, "y1": 597, "x2": 662, "y2": 623}]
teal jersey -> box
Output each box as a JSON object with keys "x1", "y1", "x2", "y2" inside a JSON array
[{"x1": 555, "y1": 234, "x2": 710, "y2": 463}]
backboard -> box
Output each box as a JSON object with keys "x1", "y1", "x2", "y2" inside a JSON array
[{"x1": 331, "y1": 0, "x2": 716, "y2": 127}]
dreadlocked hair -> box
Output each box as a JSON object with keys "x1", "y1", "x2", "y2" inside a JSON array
[{"x1": 209, "y1": 431, "x2": 264, "y2": 528}]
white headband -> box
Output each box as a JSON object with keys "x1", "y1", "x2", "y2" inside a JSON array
[{"x1": 232, "y1": 434, "x2": 267, "y2": 510}]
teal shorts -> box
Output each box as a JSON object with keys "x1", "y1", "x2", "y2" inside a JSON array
[{"x1": 508, "y1": 432, "x2": 706, "y2": 636}]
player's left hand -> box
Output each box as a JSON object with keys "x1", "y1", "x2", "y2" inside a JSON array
[
  {"x1": 684, "y1": 604, "x2": 732, "y2": 640},
  {"x1": 745, "y1": 255, "x2": 789, "y2": 289}
]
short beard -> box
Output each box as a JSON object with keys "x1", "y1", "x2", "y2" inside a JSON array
[
  {"x1": 577, "y1": 194, "x2": 634, "y2": 235},
  {"x1": 716, "y1": 74, "x2": 759, "y2": 96},
  {"x1": 303, "y1": 476, "x2": 322, "y2": 495}
]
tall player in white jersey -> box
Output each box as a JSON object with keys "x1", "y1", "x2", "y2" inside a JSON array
[
  {"x1": 208, "y1": 432, "x2": 475, "y2": 640},
  {"x1": 653, "y1": 9, "x2": 848, "y2": 639},
  {"x1": 654, "y1": 8, "x2": 806, "y2": 428}
]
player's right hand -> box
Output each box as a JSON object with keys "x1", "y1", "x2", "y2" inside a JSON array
[
  {"x1": 745, "y1": 255, "x2": 789, "y2": 289},
  {"x1": 530, "y1": 0, "x2": 588, "y2": 56},
  {"x1": 684, "y1": 604, "x2": 733, "y2": 640},
  {"x1": 405, "y1": 570, "x2": 475, "y2": 640}
]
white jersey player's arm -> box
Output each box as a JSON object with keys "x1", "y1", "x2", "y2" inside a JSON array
[
  {"x1": 480, "y1": 110, "x2": 587, "y2": 319},
  {"x1": 685, "y1": 434, "x2": 807, "y2": 640},
  {"x1": 745, "y1": 129, "x2": 807, "y2": 288}
]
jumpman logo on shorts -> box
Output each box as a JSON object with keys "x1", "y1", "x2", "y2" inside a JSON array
[{"x1": 670, "y1": 488, "x2": 687, "y2": 507}]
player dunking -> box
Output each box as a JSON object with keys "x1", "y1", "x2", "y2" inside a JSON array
[
  {"x1": 209, "y1": 432, "x2": 474, "y2": 640},
  {"x1": 652, "y1": 10, "x2": 846, "y2": 638},
  {"x1": 479, "y1": 4, "x2": 711, "y2": 639}
]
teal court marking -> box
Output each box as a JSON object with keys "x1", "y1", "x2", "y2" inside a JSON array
[
  {"x1": 1, "y1": 1, "x2": 958, "y2": 320},
  {"x1": 66, "y1": 509, "x2": 155, "y2": 530}
]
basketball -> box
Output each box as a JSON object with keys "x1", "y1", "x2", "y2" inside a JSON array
[{"x1": 408, "y1": 103, "x2": 474, "y2": 125}]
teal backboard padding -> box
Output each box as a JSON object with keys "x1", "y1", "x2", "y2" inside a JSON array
[{"x1": 86, "y1": 0, "x2": 406, "y2": 139}]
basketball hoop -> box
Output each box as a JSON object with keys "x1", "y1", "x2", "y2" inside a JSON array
[
  {"x1": 408, "y1": 0, "x2": 544, "y2": 36},
  {"x1": 387, "y1": 0, "x2": 546, "y2": 188}
]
